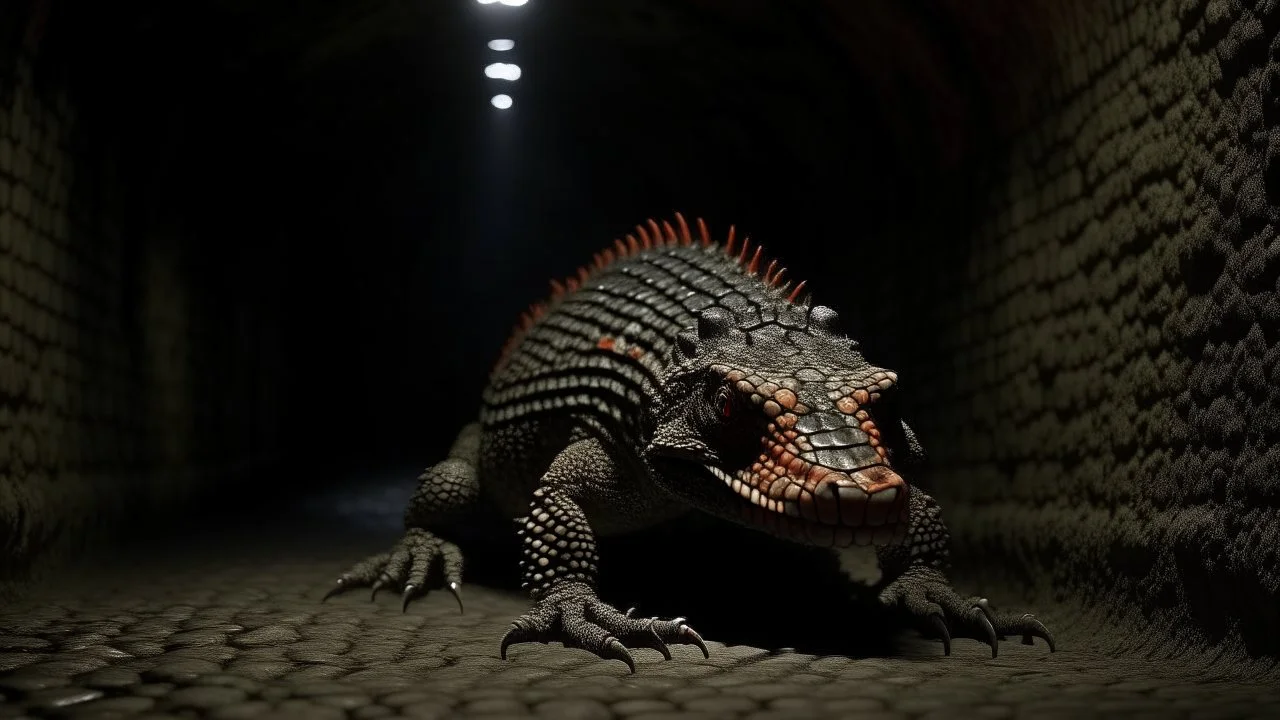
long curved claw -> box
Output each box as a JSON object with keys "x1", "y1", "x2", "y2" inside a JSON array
[
  {"x1": 634, "y1": 619, "x2": 672, "y2": 661},
  {"x1": 880, "y1": 566, "x2": 1055, "y2": 659},
  {"x1": 600, "y1": 637, "x2": 637, "y2": 674},
  {"x1": 649, "y1": 615, "x2": 709, "y2": 659},
  {"x1": 1020, "y1": 614, "x2": 1056, "y2": 652},
  {"x1": 582, "y1": 602, "x2": 686, "y2": 663},
  {"x1": 679, "y1": 623, "x2": 709, "y2": 659},
  {"x1": 972, "y1": 600, "x2": 999, "y2": 659},
  {"x1": 321, "y1": 531, "x2": 465, "y2": 613},
  {"x1": 974, "y1": 597, "x2": 994, "y2": 620},
  {"x1": 503, "y1": 584, "x2": 709, "y2": 670},
  {"x1": 448, "y1": 582, "x2": 464, "y2": 614},
  {"x1": 500, "y1": 622, "x2": 537, "y2": 660},
  {"x1": 930, "y1": 614, "x2": 952, "y2": 656},
  {"x1": 321, "y1": 578, "x2": 348, "y2": 603}
]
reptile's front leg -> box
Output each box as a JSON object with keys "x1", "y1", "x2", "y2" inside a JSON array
[
  {"x1": 876, "y1": 488, "x2": 1056, "y2": 658},
  {"x1": 321, "y1": 422, "x2": 480, "y2": 611},
  {"x1": 499, "y1": 439, "x2": 708, "y2": 672}
]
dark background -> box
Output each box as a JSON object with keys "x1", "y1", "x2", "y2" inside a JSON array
[{"x1": 2, "y1": 0, "x2": 1278, "y2": 668}]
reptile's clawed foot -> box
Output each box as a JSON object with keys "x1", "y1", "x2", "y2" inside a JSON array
[
  {"x1": 880, "y1": 568, "x2": 1056, "y2": 658},
  {"x1": 320, "y1": 528, "x2": 464, "y2": 613},
  {"x1": 976, "y1": 598, "x2": 1055, "y2": 653},
  {"x1": 499, "y1": 582, "x2": 708, "y2": 672}
]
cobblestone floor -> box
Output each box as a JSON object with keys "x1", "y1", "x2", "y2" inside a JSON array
[{"x1": 1, "y1": 524, "x2": 1278, "y2": 720}]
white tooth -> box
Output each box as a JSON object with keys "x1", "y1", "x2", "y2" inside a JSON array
[
  {"x1": 869, "y1": 487, "x2": 897, "y2": 504},
  {"x1": 750, "y1": 488, "x2": 760, "y2": 505},
  {"x1": 732, "y1": 479, "x2": 743, "y2": 493},
  {"x1": 766, "y1": 499, "x2": 776, "y2": 512},
  {"x1": 836, "y1": 486, "x2": 869, "y2": 502}
]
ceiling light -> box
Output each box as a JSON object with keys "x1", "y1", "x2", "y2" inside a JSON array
[{"x1": 484, "y1": 63, "x2": 522, "y2": 81}]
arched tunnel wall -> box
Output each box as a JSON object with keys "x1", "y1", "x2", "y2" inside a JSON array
[
  {"x1": 0, "y1": 0, "x2": 1277, "y2": 669},
  {"x1": 0, "y1": 1, "x2": 288, "y2": 594},
  {"x1": 893, "y1": 0, "x2": 1280, "y2": 662}
]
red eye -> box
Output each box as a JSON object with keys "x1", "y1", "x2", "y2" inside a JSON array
[{"x1": 715, "y1": 388, "x2": 733, "y2": 419}]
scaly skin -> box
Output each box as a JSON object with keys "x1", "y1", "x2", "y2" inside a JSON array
[{"x1": 322, "y1": 213, "x2": 1055, "y2": 670}]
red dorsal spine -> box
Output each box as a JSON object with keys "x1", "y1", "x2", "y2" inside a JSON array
[{"x1": 493, "y1": 213, "x2": 811, "y2": 373}]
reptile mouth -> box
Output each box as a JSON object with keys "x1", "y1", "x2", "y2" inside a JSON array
[{"x1": 703, "y1": 463, "x2": 910, "y2": 548}]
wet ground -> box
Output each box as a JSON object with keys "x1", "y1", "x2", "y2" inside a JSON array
[{"x1": 1, "y1": 487, "x2": 1278, "y2": 719}]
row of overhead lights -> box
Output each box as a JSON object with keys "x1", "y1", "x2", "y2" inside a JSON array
[{"x1": 478, "y1": 0, "x2": 526, "y2": 108}]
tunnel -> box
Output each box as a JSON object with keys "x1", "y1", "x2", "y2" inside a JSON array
[{"x1": 1, "y1": 0, "x2": 1279, "y2": 716}]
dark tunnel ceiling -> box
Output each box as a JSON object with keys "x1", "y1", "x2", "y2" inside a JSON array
[
  {"x1": 37, "y1": 0, "x2": 1073, "y2": 473},
  {"x1": 57, "y1": 0, "x2": 1070, "y2": 242},
  {"x1": 64, "y1": 0, "x2": 1062, "y2": 167}
]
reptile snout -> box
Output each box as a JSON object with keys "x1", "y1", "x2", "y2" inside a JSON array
[{"x1": 807, "y1": 464, "x2": 909, "y2": 529}]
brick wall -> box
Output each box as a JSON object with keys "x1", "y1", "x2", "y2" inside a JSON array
[
  {"x1": 0, "y1": 39, "x2": 285, "y2": 596},
  {"x1": 901, "y1": 0, "x2": 1280, "y2": 659}
]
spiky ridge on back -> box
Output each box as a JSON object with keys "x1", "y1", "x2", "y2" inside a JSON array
[{"x1": 493, "y1": 213, "x2": 810, "y2": 373}]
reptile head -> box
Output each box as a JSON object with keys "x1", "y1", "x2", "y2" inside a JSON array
[{"x1": 644, "y1": 303, "x2": 914, "y2": 548}]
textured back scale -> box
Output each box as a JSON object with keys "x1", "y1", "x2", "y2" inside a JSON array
[{"x1": 480, "y1": 214, "x2": 808, "y2": 448}]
